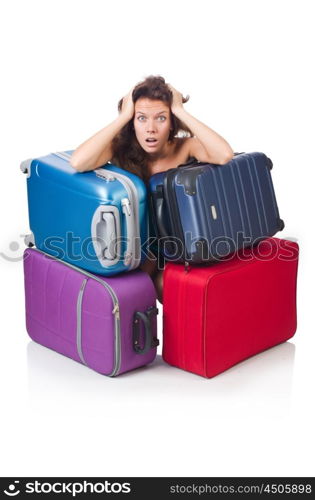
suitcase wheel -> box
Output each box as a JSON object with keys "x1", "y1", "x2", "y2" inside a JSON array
[{"x1": 24, "y1": 233, "x2": 35, "y2": 247}]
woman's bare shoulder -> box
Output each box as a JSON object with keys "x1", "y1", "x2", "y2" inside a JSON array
[
  {"x1": 148, "y1": 137, "x2": 195, "y2": 175},
  {"x1": 172, "y1": 136, "x2": 196, "y2": 163},
  {"x1": 173, "y1": 136, "x2": 192, "y2": 151}
]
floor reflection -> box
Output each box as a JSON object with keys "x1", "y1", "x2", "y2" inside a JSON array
[{"x1": 27, "y1": 340, "x2": 295, "y2": 420}]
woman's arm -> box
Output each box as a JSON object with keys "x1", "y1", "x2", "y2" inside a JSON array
[
  {"x1": 70, "y1": 89, "x2": 135, "y2": 172},
  {"x1": 70, "y1": 115, "x2": 127, "y2": 172},
  {"x1": 169, "y1": 85, "x2": 234, "y2": 165}
]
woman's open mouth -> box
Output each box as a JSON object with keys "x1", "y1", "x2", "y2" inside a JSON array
[{"x1": 145, "y1": 138, "x2": 158, "y2": 148}]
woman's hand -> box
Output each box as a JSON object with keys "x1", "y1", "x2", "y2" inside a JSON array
[
  {"x1": 168, "y1": 84, "x2": 189, "y2": 114},
  {"x1": 120, "y1": 87, "x2": 135, "y2": 120}
]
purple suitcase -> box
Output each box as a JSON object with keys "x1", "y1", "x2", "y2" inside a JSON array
[{"x1": 23, "y1": 248, "x2": 159, "y2": 376}]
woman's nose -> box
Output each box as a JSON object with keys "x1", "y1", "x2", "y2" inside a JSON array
[{"x1": 146, "y1": 119, "x2": 157, "y2": 132}]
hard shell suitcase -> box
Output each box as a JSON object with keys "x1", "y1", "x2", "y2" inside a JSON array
[
  {"x1": 162, "y1": 238, "x2": 298, "y2": 378},
  {"x1": 149, "y1": 152, "x2": 284, "y2": 264},
  {"x1": 23, "y1": 248, "x2": 159, "y2": 376},
  {"x1": 21, "y1": 150, "x2": 148, "y2": 275}
]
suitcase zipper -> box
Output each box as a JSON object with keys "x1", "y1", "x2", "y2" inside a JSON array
[
  {"x1": 31, "y1": 248, "x2": 122, "y2": 377},
  {"x1": 77, "y1": 279, "x2": 88, "y2": 365},
  {"x1": 112, "y1": 302, "x2": 120, "y2": 319}
]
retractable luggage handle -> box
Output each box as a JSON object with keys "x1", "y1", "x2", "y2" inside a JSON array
[{"x1": 132, "y1": 306, "x2": 159, "y2": 355}]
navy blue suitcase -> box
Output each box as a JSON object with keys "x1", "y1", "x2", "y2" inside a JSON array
[{"x1": 149, "y1": 152, "x2": 284, "y2": 264}]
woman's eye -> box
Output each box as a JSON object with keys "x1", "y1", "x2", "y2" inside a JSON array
[
  {"x1": 157, "y1": 116, "x2": 166, "y2": 121},
  {"x1": 137, "y1": 116, "x2": 146, "y2": 121}
]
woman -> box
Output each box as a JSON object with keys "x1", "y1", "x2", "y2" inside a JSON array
[{"x1": 70, "y1": 75, "x2": 234, "y2": 303}]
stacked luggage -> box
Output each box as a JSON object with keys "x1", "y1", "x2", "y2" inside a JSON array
[
  {"x1": 21, "y1": 150, "x2": 299, "y2": 378},
  {"x1": 21, "y1": 151, "x2": 159, "y2": 376},
  {"x1": 149, "y1": 152, "x2": 299, "y2": 377}
]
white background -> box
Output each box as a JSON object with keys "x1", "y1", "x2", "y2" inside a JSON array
[{"x1": 0, "y1": 0, "x2": 314, "y2": 478}]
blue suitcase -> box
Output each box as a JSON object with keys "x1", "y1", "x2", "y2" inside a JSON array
[
  {"x1": 21, "y1": 151, "x2": 148, "y2": 275},
  {"x1": 149, "y1": 152, "x2": 284, "y2": 264}
]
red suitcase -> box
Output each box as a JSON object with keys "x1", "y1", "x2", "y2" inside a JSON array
[{"x1": 163, "y1": 238, "x2": 299, "y2": 378}]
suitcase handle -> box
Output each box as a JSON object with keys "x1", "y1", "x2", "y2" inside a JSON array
[
  {"x1": 155, "y1": 186, "x2": 169, "y2": 239},
  {"x1": 177, "y1": 158, "x2": 210, "y2": 169},
  {"x1": 155, "y1": 186, "x2": 183, "y2": 261},
  {"x1": 132, "y1": 306, "x2": 159, "y2": 355},
  {"x1": 94, "y1": 167, "x2": 136, "y2": 267},
  {"x1": 177, "y1": 158, "x2": 197, "y2": 168},
  {"x1": 91, "y1": 205, "x2": 121, "y2": 267}
]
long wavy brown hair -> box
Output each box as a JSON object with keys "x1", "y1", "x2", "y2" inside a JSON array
[{"x1": 111, "y1": 75, "x2": 193, "y2": 182}]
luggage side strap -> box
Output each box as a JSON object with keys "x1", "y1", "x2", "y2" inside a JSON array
[
  {"x1": 76, "y1": 278, "x2": 88, "y2": 365},
  {"x1": 132, "y1": 306, "x2": 159, "y2": 355}
]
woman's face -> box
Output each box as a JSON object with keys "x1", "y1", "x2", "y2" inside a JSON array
[{"x1": 133, "y1": 98, "x2": 172, "y2": 155}]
